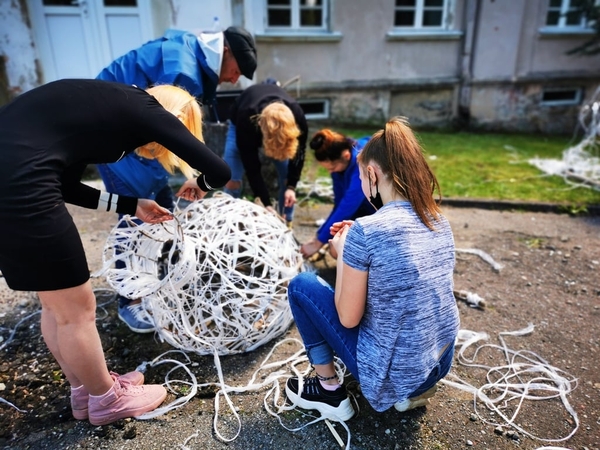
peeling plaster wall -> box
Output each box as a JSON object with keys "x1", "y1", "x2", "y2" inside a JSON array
[
  {"x1": 468, "y1": 82, "x2": 595, "y2": 134},
  {"x1": 389, "y1": 89, "x2": 455, "y2": 128},
  {"x1": 0, "y1": 0, "x2": 39, "y2": 101},
  {"x1": 2, "y1": 0, "x2": 598, "y2": 132}
]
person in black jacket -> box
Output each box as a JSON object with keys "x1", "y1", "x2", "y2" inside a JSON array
[
  {"x1": 0, "y1": 79, "x2": 230, "y2": 425},
  {"x1": 223, "y1": 83, "x2": 308, "y2": 226}
]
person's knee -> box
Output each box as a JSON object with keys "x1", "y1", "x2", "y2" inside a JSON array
[
  {"x1": 288, "y1": 272, "x2": 318, "y2": 299},
  {"x1": 38, "y1": 285, "x2": 97, "y2": 325}
]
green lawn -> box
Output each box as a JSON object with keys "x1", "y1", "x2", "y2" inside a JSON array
[{"x1": 309, "y1": 128, "x2": 600, "y2": 207}]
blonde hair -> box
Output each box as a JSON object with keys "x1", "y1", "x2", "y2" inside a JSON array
[
  {"x1": 136, "y1": 85, "x2": 203, "y2": 179},
  {"x1": 256, "y1": 102, "x2": 300, "y2": 161},
  {"x1": 358, "y1": 116, "x2": 442, "y2": 230}
]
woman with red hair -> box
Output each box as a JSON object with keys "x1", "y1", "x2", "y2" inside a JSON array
[{"x1": 300, "y1": 129, "x2": 375, "y2": 258}]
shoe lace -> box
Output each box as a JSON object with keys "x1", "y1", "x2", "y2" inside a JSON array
[
  {"x1": 301, "y1": 376, "x2": 322, "y2": 396},
  {"x1": 125, "y1": 302, "x2": 153, "y2": 324},
  {"x1": 112, "y1": 376, "x2": 144, "y2": 395}
]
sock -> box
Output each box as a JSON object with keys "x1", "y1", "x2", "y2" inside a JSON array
[{"x1": 319, "y1": 379, "x2": 341, "y2": 391}]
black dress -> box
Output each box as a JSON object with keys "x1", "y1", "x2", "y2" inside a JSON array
[{"x1": 0, "y1": 79, "x2": 230, "y2": 291}]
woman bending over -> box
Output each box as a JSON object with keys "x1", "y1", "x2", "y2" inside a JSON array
[{"x1": 0, "y1": 80, "x2": 230, "y2": 425}]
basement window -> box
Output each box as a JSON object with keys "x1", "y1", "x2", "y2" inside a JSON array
[
  {"x1": 541, "y1": 88, "x2": 582, "y2": 106},
  {"x1": 298, "y1": 99, "x2": 330, "y2": 119}
]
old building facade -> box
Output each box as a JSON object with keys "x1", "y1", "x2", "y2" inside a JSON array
[{"x1": 1, "y1": 0, "x2": 598, "y2": 133}]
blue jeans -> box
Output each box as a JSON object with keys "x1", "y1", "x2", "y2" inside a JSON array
[
  {"x1": 287, "y1": 272, "x2": 455, "y2": 398},
  {"x1": 222, "y1": 122, "x2": 294, "y2": 221}
]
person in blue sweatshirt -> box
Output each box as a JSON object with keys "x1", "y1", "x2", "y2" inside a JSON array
[
  {"x1": 95, "y1": 26, "x2": 257, "y2": 333},
  {"x1": 300, "y1": 129, "x2": 375, "y2": 258}
]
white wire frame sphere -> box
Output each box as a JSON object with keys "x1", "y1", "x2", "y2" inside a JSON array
[{"x1": 102, "y1": 193, "x2": 307, "y2": 355}]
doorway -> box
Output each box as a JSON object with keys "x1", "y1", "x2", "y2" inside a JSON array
[{"x1": 26, "y1": 0, "x2": 153, "y2": 82}]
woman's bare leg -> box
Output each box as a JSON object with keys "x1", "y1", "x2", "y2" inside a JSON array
[
  {"x1": 40, "y1": 307, "x2": 82, "y2": 387},
  {"x1": 38, "y1": 280, "x2": 114, "y2": 395}
]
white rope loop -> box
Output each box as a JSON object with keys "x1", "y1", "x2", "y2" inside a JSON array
[
  {"x1": 443, "y1": 325, "x2": 579, "y2": 444},
  {"x1": 98, "y1": 193, "x2": 307, "y2": 356},
  {"x1": 529, "y1": 86, "x2": 600, "y2": 189}
]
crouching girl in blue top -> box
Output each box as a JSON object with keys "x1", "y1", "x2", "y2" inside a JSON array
[
  {"x1": 285, "y1": 116, "x2": 459, "y2": 420},
  {"x1": 300, "y1": 129, "x2": 375, "y2": 259}
]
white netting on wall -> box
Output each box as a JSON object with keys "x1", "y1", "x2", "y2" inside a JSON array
[
  {"x1": 98, "y1": 193, "x2": 307, "y2": 355},
  {"x1": 529, "y1": 87, "x2": 600, "y2": 190}
]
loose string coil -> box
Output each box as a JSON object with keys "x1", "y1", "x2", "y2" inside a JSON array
[
  {"x1": 95, "y1": 193, "x2": 308, "y2": 356},
  {"x1": 147, "y1": 338, "x2": 356, "y2": 449},
  {"x1": 529, "y1": 86, "x2": 600, "y2": 190},
  {"x1": 296, "y1": 177, "x2": 334, "y2": 204},
  {"x1": 442, "y1": 324, "x2": 579, "y2": 444}
]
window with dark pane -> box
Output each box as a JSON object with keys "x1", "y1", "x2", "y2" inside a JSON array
[
  {"x1": 545, "y1": 0, "x2": 586, "y2": 27},
  {"x1": 546, "y1": 10, "x2": 560, "y2": 25},
  {"x1": 300, "y1": 0, "x2": 323, "y2": 27},
  {"x1": 394, "y1": 0, "x2": 416, "y2": 27},
  {"x1": 565, "y1": 8, "x2": 583, "y2": 25},
  {"x1": 546, "y1": 0, "x2": 564, "y2": 26},
  {"x1": 395, "y1": 11, "x2": 415, "y2": 26},
  {"x1": 423, "y1": 0, "x2": 443, "y2": 26},
  {"x1": 300, "y1": 9, "x2": 322, "y2": 26},
  {"x1": 423, "y1": 10, "x2": 442, "y2": 26},
  {"x1": 268, "y1": 0, "x2": 292, "y2": 26},
  {"x1": 43, "y1": 0, "x2": 77, "y2": 5},
  {"x1": 104, "y1": 0, "x2": 137, "y2": 5}
]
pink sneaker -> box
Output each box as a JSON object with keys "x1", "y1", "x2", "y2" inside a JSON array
[
  {"x1": 71, "y1": 371, "x2": 144, "y2": 420},
  {"x1": 88, "y1": 377, "x2": 167, "y2": 426}
]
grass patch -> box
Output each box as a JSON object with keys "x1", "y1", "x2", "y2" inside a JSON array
[{"x1": 313, "y1": 128, "x2": 600, "y2": 206}]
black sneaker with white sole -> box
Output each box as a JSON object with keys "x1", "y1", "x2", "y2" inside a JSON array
[{"x1": 285, "y1": 376, "x2": 355, "y2": 421}]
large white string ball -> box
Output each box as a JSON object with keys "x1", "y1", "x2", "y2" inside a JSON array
[{"x1": 100, "y1": 193, "x2": 307, "y2": 355}]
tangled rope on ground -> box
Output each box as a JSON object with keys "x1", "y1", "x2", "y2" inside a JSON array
[
  {"x1": 296, "y1": 177, "x2": 334, "y2": 203},
  {"x1": 96, "y1": 193, "x2": 308, "y2": 356},
  {"x1": 442, "y1": 324, "x2": 579, "y2": 444},
  {"x1": 529, "y1": 86, "x2": 600, "y2": 190}
]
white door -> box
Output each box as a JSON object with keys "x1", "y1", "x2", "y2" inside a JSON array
[{"x1": 26, "y1": 0, "x2": 153, "y2": 83}]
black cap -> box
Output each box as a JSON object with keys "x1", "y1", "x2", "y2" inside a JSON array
[{"x1": 223, "y1": 26, "x2": 257, "y2": 79}]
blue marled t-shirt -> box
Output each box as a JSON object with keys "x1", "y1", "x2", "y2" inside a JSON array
[{"x1": 343, "y1": 200, "x2": 459, "y2": 411}]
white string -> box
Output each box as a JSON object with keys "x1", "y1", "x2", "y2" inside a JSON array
[
  {"x1": 529, "y1": 86, "x2": 600, "y2": 190},
  {"x1": 0, "y1": 309, "x2": 41, "y2": 412},
  {"x1": 94, "y1": 193, "x2": 308, "y2": 356},
  {"x1": 296, "y1": 177, "x2": 334, "y2": 204},
  {"x1": 442, "y1": 325, "x2": 579, "y2": 443},
  {"x1": 454, "y1": 289, "x2": 487, "y2": 308},
  {"x1": 455, "y1": 248, "x2": 504, "y2": 272},
  {"x1": 0, "y1": 291, "x2": 117, "y2": 413},
  {"x1": 149, "y1": 337, "x2": 355, "y2": 449}
]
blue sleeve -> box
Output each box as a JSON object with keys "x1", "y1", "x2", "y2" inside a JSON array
[
  {"x1": 316, "y1": 161, "x2": 368, "y2": 243},
  {"x1": 96, "y1": 32, "x2": 214, "y2": 100},
  {"x1": 343, "y1": 221, "x2": 369, "y2": 272},
  {"x1": 156, "y1": 36, "x2": 206, "y2": 98}
]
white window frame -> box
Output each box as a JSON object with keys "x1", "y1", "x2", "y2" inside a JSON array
[
  {"x1": 265, "y1": 0, "x2": 328, "y2": 32},
  {"x1": 297, "y1": 98, "x2": 330, "y2": 120},
  {"x1": 540, "y1": 87, "x2": 582, "y2": 106},
  {"x1": 545, "y1": 0, "x2": 594, "y2": 29},
  {"x1": 393, "y1": 0, "x2": 450, "y2": 30}
]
